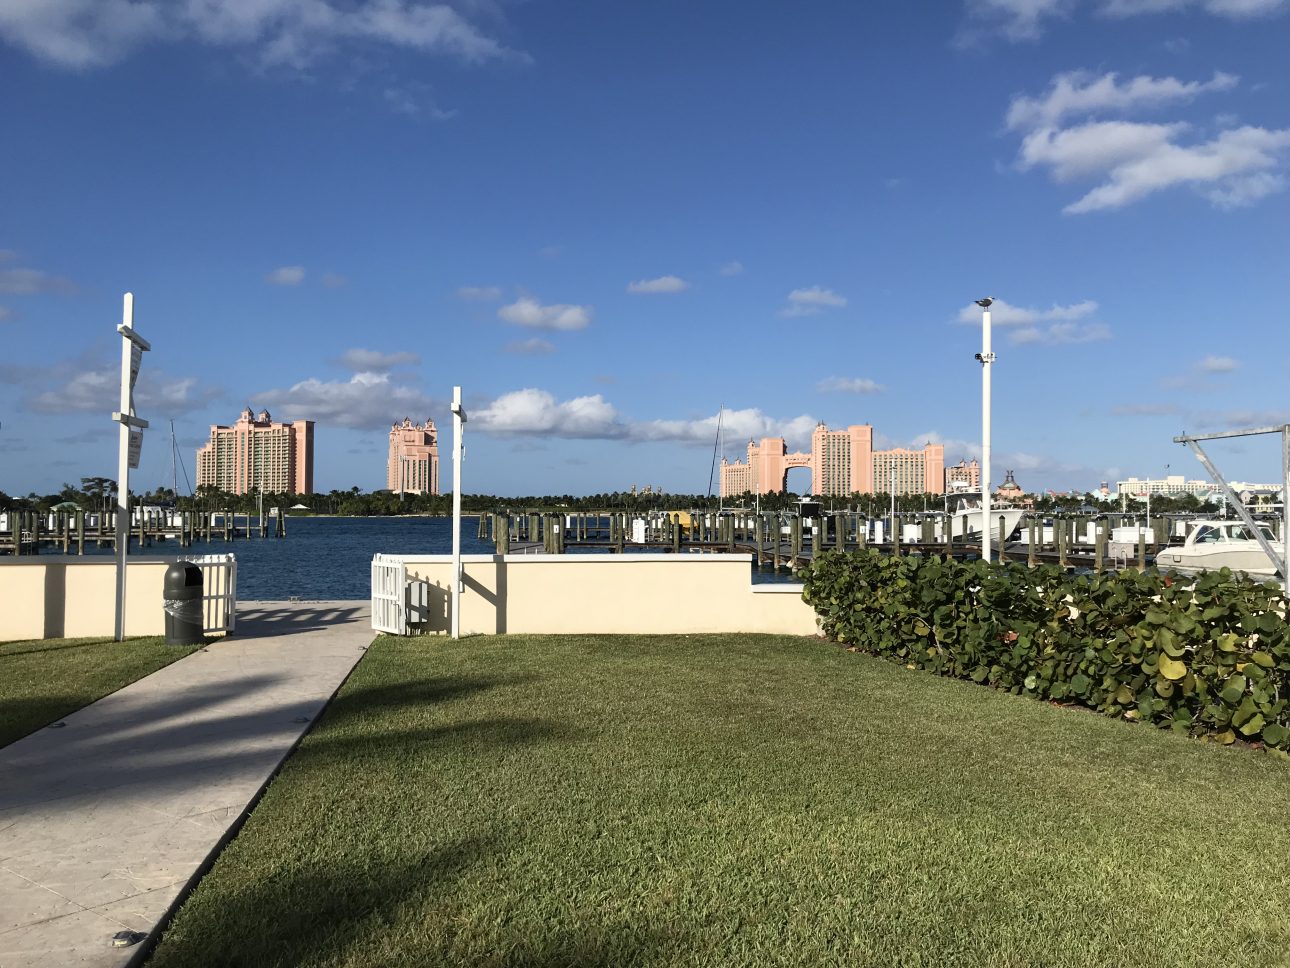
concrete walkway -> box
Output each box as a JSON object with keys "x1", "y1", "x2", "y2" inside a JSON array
[{"x1": 0, "y1": 601, "x2": 373, "y2": 968}]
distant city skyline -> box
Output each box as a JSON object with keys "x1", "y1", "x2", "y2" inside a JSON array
[
  {"x1": 721, "y1": 424, "x2": 945, "y2": 498},
  {"x1": 2, "y1": 2, "x2": 1288, "y2": 497}
]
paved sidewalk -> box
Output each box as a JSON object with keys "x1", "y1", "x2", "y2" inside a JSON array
[{"x1": 0, "y1": 601, "x2": 373, "y2": 968}]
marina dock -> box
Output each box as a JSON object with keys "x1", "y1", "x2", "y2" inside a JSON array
[
  {"x1": 0, "y1": 509, "x2": 287, "y2": 556},
  {"x1": 476, "y1": 509, "x2": 1285, "y2": 574}
]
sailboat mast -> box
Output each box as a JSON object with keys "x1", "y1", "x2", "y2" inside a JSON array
[
  {"x1": 170, "y1": 420, "x2": 178, "y2": 500},
  {"x1": 707, "y1": 404, "x2": 724, "y2": 502}
]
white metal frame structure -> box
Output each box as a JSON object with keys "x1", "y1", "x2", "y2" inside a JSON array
[{"x1": 1174, "y1": 424, "x2": 1289, "y2": 592}]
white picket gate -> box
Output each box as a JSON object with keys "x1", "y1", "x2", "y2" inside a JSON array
[
  {"x1": 371, "y1": 554, "x2": 407, "y2": 634},
  {"x1": 187, "y1": 554, "x2": 238, "y2": 634}
]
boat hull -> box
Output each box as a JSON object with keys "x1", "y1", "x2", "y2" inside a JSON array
[
  {"x1": 1156, "y1": 546, "x2": 1278, "y2": 578},
  {"x1": 953, "y1": 507, "x2": 1026, "y2": 541}
]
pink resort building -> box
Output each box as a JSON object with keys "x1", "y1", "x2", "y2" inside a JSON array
[
  {"x1": 196, "y1": 408, "x2": 314, "y2": 495},
  {"x1": 387, "y1": 418, "x2": 440, "y2": 495},
  {"x1": 945, "y1": 458, "x2": 981, "y2": 492},
  {"x1": 720, "y1": 423, "x2": 945, "y2": 498}
]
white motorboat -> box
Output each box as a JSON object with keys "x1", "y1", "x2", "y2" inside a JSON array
[
  {"x1": 1155, "y1": 519, "x2": 1281, "y2": 578},
  {"x1": 948, "y1": 494, "x2": 1026, "y2": 542}
]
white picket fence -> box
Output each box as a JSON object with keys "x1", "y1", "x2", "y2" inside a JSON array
[
  {"x1": 371, "y1": 554, "x2": 407, "y2": 634},
  {"x1": 186, "y1": 554, "x2": 238, "y2": 634}
]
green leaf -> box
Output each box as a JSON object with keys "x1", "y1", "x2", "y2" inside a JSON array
[
  {"x1": 1157, "y1": 653, "x2": 1187, "y2": 681},
  {"x1": 1219, "y1": 675, "x2": 1247, "y2": 705},
  {"x1": 1238, "y1": 713, "x2": 1266, "y2": 738},
  {"x1": 1261, "y1": 722, "x2": 1290, "y2": 748}
]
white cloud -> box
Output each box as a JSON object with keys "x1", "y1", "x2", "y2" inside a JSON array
[
  {"x1": 1006, "y1": 70, "x2": 1238, "y2": 130},
  {"x1": 635, "y1": 409, "x2": 819, "y2": 450},
  {"x1": 1202, "y1": 171, "x2": 1286, "y2": 208},
  {"x1": 965, "y1": 0, "x2": 1286, "y2": 40},
  {"x1": 1009, "y1": 321, "x2": 1112, "y2": 344},
  {"x1": 338, "y1": 349, "x2": 419, "y2": 372},
  {"x1": 498, "y1": 296, "x2": 591, "y2": 331},
  {"x1": 0, "y1": 264, "x2": 76, "y2": 295},
  {"x1": 1195, "y1": 407, "x2": 1290, "y2": 428},
  {"x1": 504, "y1": 337, "x2": 554, "y2": 356},
  {"x1": 627, "y1": 275, "x2": 689, "y2": 294},
  {"x1": 469, "y1": 393, "x2": 819, "y2": 450},
  {"x1": 1102, "y1": 0, "x2": 1287, "y2": 15},
  {"x1": 1199, "y1": 354, "x2": 1239, "y2": 372},
  {"x1": 1007, "y1": 70, "x2": 1290, "y2": 213},
  {"x1": 265, "y1": 265, "x2": 305, "y2": 286},
  {"x1": 719, "y1": 260, "x2": 744, "y2": 277},
  {"x1": 817, "y1": 376, "x2": 883, "y2": 394},
  {"x1": 473, "y1": 388, "x2": 622, "y2": 438},
  {"x1": 382, "y1": 85, "x2": 455, "y2": 120},
  {"x1": 0, "y1": 0, "x2": 526, "y2": 71},
  {"x1": 252, "y1": 371, "x2": 436, "y2": 430},
  {"x1": 956, "y1": 298, "x2": 1098, "y2": 325},
  {"x1": 1018, "y1": 121, "x2": 1186, "y2": 181},
  {"x1": 781, "y1": 286, "x2": 847, "y2": 317},
  {"x1": 1111, "y1": 402, "x2": 1183, "y2": 415},
  {"x1": 964, "y1": 0, "x2": 1072, "y2": 40},
  {"x1": 24, "y1": 365, "x2": 221, "y2": 416},
  {"x1": 1059, "y1": 124, "x2": 1290, "y2": 213},
  {"x1": 457, "y1": 285, "x2": 502, "y2": 301}
]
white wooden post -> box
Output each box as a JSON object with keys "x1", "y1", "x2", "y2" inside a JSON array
[
  {"x1": 980, "y1": 302, "x2": 994, "y2": 564},
  {"x1": 450, "y1": 386, "x2": 467, "y2": 639},
  {"x1": 112, "y1": 293, "x2": 150, "y2": 641}
]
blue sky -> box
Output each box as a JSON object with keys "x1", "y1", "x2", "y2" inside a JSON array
[{"x1": 2, "y1": 0, "x2": 1288, "y2": 497}]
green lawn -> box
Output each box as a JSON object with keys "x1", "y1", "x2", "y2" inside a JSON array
[
  {"x1": 0, "y1": 636, "x2": 200, "y2": 748},
  {"x1": 148, "y1": 634, "x2": 1290, "y2": 968}
]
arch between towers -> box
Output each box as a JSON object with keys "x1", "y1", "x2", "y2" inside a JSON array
[{"x1": 781, "y1": 452, "x2": 811, "y2": 494}]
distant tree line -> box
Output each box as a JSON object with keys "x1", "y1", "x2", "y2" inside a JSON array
[{"x1": 0, "y1": 478, "x2": 1225, "y2": 517}]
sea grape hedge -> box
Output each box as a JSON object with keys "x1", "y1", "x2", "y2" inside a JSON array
[{"x1": 799, "y1": 549, "x2": 1290, "y2": 749}]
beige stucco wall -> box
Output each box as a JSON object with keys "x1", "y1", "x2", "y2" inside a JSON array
[
  {"x1": 399, "y1": 554, "x2": 819, "y2": 636},
  {"x1": 0, "y1": 560, "x2": 169, "y2": 641}
]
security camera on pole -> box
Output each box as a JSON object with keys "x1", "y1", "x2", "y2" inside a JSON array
[
  {"x1": 974, "y1": 297, "x2": 995, "y2": 564},
  {"x1": 112, "y1": 293, "x2": 151, "y2": 641}
]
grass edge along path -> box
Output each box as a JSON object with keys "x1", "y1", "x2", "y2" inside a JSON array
[
  {"x1": 148, "y1": 633, "x2": 1290, "y2": 968},
  {"x1": 0, "y1": 635, "x2": 201, "y2": 748}
]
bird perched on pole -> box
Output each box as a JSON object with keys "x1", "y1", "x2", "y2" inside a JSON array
[{"x1": 975, "y1": 297, "x2": 994, "y2": 308}]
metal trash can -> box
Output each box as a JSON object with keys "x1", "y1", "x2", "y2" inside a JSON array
[{"x1": 164, "y1": 561, "x2": 205, "y2": 645}]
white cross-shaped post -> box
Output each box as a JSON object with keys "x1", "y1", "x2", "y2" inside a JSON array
[{"x1": 112, "y1": 293, "x2": 151, "y2": 641}]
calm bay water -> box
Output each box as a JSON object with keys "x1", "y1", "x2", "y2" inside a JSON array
[{"x1": 91, "y1": 515, "x2": 793, "y2": 599}]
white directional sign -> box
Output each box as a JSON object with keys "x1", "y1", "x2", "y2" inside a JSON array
[
  {"x1": 130, "y1": 342, "x2": 142, "y2": 392},
  {"x1": 128, "y1": 427, "x2": 143, "y2": 469}
]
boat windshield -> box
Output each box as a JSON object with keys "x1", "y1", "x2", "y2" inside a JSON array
[{"x1": 1197, "y1": 523, "x2": 1277, "y2": 542}]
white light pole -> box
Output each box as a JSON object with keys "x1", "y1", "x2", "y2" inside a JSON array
[
  {"x1": 890, "y1": 467, "x2": 896, "y2": 543},
  {"x1": 450, "y1": 387, "x2": 467, "y2": 639},
  {"x1": 976, "y1": 298, "x2": 995, "y2": 563}
]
